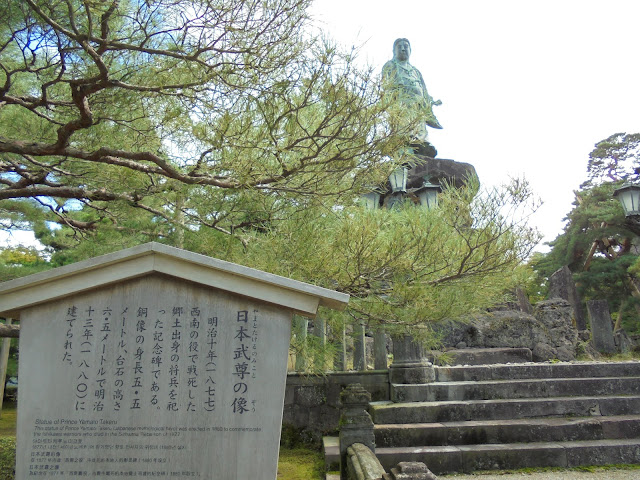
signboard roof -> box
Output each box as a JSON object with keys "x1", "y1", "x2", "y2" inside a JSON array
[{"x1": 0, "y1": 242, "x2": 349, "y2": 319}]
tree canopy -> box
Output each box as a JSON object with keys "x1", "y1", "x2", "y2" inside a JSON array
[
  {"x1": 585, "y1": 133, "x2": 640, "y2": 187},
  {"x1": 0, "y1": 0, "x2": 408, "y2": 242},
  {"x1": 0, "y1": 1, "x2": 543, "y2": 359},
  {"x1": 233, "y1": 177, "x2": 540, "y2": 334}
]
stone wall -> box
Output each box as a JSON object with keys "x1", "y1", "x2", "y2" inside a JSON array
[{"x1": 283, "y1": 371, "x2": 389, "y2": 441}]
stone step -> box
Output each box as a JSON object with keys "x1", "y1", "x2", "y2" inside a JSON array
[
  {"x1": 374, "y1": 438, "x2": 640, "y2": 474},
  {"x1": 392, "y1": 376, "x2": 640, "y2": 403},
  {"x1": 374, "y1": 415, "x2": 640, "y2": 447},
  {"x1": 435, "y1": 361, "x2": 640, "y2": 382},
  {"x1": 370, "y1": 395, "x2": 640, "y2": 424},
  {"x1": 322, "y1": 436, "x2": 340, "y2": 471},
  {"x1": 429, "y1": 348, "x2": 533, "y2": 366}
]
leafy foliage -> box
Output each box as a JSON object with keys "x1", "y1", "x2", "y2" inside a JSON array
[
  {"x1": 230, "y1": 177, "x2": 540, "y2": 338},
  {"x1": 0, "y1": 245, "x2": 49, "y2": 280}
]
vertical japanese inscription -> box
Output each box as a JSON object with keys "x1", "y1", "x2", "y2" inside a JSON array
[
  {"x1": 94, "y1": 307, "x2": 111, "y2": 412},
  {"x1": 187, "y1": 308, "x2": 199, "y2": 413},
  {"x1": 151, "y1": 309, "x2": 165, "y2": 409},
  {"x1": 58, "y1": 301, "x2": 262, "y2": 415},
  {"x1": 204, "y1": 315, "x2": 218, "y2": 412},
  {"x1": 132, "y1": 307, "x2": 147, "y2": 410}
]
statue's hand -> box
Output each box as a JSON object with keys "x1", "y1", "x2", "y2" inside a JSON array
[{"x1": 433, "y1": 99, "x2": 442, "y2": 106}]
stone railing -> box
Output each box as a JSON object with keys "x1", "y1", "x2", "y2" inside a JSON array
[
  {"x1": 339, "y1": 383, "x2": 437, "y2": 480},
  {"x1": 346, "y1": 443, "x2": 386, "y2": 480},
  {"x1": 345, "y1": 443, "x2": 437, "y2": 480}
]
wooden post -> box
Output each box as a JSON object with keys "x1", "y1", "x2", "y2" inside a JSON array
[
  {"x1": 313, "y1": 317, "x2": 326, "y2": 346},
  {"x1": 0, "y1": 318, "x2": 13, "y2": 415},
  {"x1": 294, "y1": 317, "x2": 309, "y2": 371},
  {"x1": 313, "y1": 316, "x2": 328, "y2": 370},
  {"x1": 334, "y1": 325, "x2": 347, "y2": 371}
]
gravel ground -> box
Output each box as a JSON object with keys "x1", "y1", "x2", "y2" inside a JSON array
[{"x1": 439, "y1": 468, "x2": 640, "y2": 480}]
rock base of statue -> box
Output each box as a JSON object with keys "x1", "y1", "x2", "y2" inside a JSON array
[
  {"x1": 407, "y1": 155, "x2": 478, "y2": 191},
  {"x1": 410, "y1": 141, "x2": 438, "y2": 158}
]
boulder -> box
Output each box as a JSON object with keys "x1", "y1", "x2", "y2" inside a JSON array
[
  {"x1": 407, "y1": 156, "x2": 477, "y2": 190},
  {"x1": 614, "y1": 329, "x2": 636, "y2": 353},
  {"x1": 548, "y1": 265, "x2": 587, "y2": 330},
  {"x1": 380, "y1": 156, "x2": 478, "y2": 195},
  {"x1": 432, "y1": 299, "x2": 579, "y2": 362}
]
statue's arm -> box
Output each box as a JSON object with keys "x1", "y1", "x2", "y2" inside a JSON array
[
  {"x1": 416, "y1": 68, "x2": 434, "y2": 105},
  {"x1": 416, "y1": 68, "x2": 443, "y2": 129}
]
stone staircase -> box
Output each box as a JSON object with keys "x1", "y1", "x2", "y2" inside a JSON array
[{"x1": 325, "y1": 361, "x2": 640, "y2": 475}]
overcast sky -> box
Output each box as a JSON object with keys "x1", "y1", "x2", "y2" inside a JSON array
[
  {"x1": 310, "y1": 0, "x2": 640, "y2": 250},
  {"x1": 3, "y1": 1, "x2": 640, "y2": 251}
]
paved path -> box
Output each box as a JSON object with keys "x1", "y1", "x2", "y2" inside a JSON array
[
  {"x1": 439, "y1": 469, "x2": 640, "y2": 480},
  {"x1": 328, "y1": 467, "x2": 640, "y2": 479}
]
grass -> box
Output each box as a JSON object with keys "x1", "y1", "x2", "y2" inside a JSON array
[
  {"x1": 0, "y1": 402, "x2": 16, "y2": 438},
  {"x1": 276, "y1": 448, "x2": 325, "y2": 480},
  {"x1": 0, "y1": 437, "x2": 15, "y2": 480},
  {"x1": 0, "y1": 402, "x2": 17, "y2": 480}
]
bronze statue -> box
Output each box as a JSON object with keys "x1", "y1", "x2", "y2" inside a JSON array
[{"x1": 382, "y1": 38, "x2": 442, "y2": 156}]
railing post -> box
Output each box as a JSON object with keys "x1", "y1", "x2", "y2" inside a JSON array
[
  {"x1": 0, "y1": 318, "x2": 13, "y2": 415},
  {"x1": 373, "y1": 328, "x2": 388, "y2": 370},
  {"x1": 339, "y1": 384, "x2": 374, "y2": 480},
  {"x1": 334, "y1": 324, "x2": 347, "y2": 371},
  {"x1": 353, "y1": 322, "x2": 366, "y2": 371}
]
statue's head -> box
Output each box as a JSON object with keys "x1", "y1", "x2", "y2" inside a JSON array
[{"x1": 393, "y1": 38, "x2": 411, "y2": 62}]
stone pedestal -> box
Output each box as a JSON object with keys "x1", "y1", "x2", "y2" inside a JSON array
[
  {"x1": 339, "y1": 384, "x2": 374, "y2": 480},
  {"x1": 389, "y1": 335, "x2": 434, "y2": 385},
  {"x1": 587, "y1": 300, "x2": 616, "y2": 354}
]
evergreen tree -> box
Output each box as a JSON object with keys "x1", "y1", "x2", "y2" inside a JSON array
[
  {"x1": 533, "y1": 133, "x2": 640, "y2": 334},
  {"x1": 0, "y1": 0, "x2": 407, "y2": 243}
]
